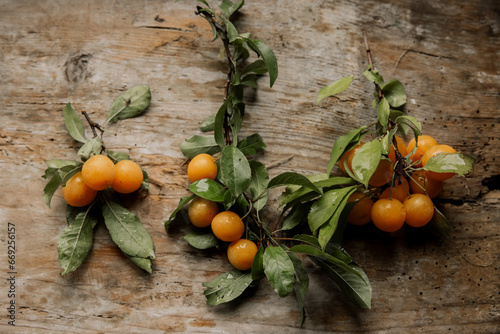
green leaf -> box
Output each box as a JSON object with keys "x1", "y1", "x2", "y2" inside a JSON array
[
  {"x1": 241, "y1": 59, "x2": 268, "y2": 75},
  {"x1": 317, "y1": 75, "x2": 353, "y2": 104},
  {"x1": 290, "y1": 244, "x2": 362, "y2": 279},
  {"x1": 165, "y1": 195, "x2": 195, "y2": 227},
  {"x1": 268, "y1": 172, "x2": 321, "y2": 194},
  {"x1": 244, "y1": 38, "x2": 278, "y2": 87},
  {"x1": 213, "y1": 100, "x2": 229, "y2": 150},
  {"x1": 313, "y1": 258, "x2": 371, "y2": 309},
  {"x1": 381, "y1": 79, "x2": 407, "y2": 108},
  {"x1": 423, "y1": 153, "x2": 475, "y2": 176},
  {"x1": 184, "y1": 230, "x2": 219, "y2": 249},
  {"x1": 237, "y1": 133, "x2": 266, "y2": 155},
  {"x1": 263, "y1": 246, "x2": 295, "y2": 297},
  {"x1": 106, "y1": 150, "x2": 130, "y2": 162},
  {"x1": 395, "y1": 115, "x2": 422, "y2": 136},
  {"x1": 377, "y1": 97, "x2": 390, "y2": 129},
  {"x1": 101, "y1": 198, "x2": 155, "y2": 260},
  {"x1": 43, "y1": 159, "x2": 81, "y2": 179},
  {"x1": 43, "y1": 164, "x2": 82, "y2": 207},
  {"x1": 200, "y1": 113, "x2": 216, "y2": 132},
  {"x1": 326, "y1": 126, "x2": 367, "y2": 176},
  {"x1": 240, "y1": 74, "x2": 259, "y2": 88},
  {"x1": 278, "y1": 203, "x2": 309, "y2": 232},
  {"x1": 292, "y1": 234, "x2": 321, "y2": 248},
  {"x1": 203, "y1": 270, "x2": 254, "y2": 306},
  {"x1": 350, "y1": 140, "x2": 382, "y2": 188},
  {"x1": 57, "y1": 205, "x2": 97, "y2": 275},
  {"x1": 287, "y1": 250, "x2": 309, "y2": 327},
  {"x1": 251, "y1": 246, "x2": 265, "y2": 280},
  {"x1": 220, "y1": 15, "x2": 238, "y2": 42},
  {"x1": 106, "y1": 84, "x2": 151, "y2": 123},
  {"x1": 189, "y1": 179, "x2": 227, "y2": 202},
  {"x1": 363, "y1": 65, "x2": 384, "y2": 84},
  {"x1": 429, "y1": 206, "x2": 451, "y2": 241},
  {"x1": 141, "y1": 169, "x2": 150, "y2": 190},
  {"x1": 126, "y1": 256, "x2": 152, "y2": 273},
  {"x1": 77, "y1": 136, "x2": 102, "y2": 158},
  {"x1": 317, "y1": 186, "x2": 357, "y2": 250},
  {"x1": 63, "y1": 103, "x2": 86, "y2": 143},
  {"x1": 308, "y1": 186, "x2": 356, "y2": 235},
  {"x1": 220, "y1": 0, "x2": 244, "y2": 18},
  {"x1": 248, "y1": 160, "x2": 269, "y2": 212},
  {"x1": 220, "y1": 145, "x2": 251, "y2": 198},
  {"x1": 180, "y1": 135, "x2": 220, "y2": 159}
]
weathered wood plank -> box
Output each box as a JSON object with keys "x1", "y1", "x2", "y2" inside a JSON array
[{"x1": 0, "y1": 0, "x2": 498, "y2": 333}]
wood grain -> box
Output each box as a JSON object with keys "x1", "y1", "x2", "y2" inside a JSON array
[{"x1": 1, "y1": 0, "x2": 499, "y2": 333}]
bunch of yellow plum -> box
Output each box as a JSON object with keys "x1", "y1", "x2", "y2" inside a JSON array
[{"x1": 342, "y1": 135, "x2": 457, "y2": 232}]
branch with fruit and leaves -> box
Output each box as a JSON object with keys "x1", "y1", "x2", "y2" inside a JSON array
[
  {"x1": 166, "y1": 0, "x2": 475, "y2": 325},
  {"x1": 42, "y1": 85, "x2": 156, "y2": 275}
]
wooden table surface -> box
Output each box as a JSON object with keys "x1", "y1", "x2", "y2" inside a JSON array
[{"x1": 1, "y1": 0, "x2": 499, "y2": 333}]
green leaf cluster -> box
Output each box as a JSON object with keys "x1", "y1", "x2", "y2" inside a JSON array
[{"x1": 43, "y1": 86, "x2": 154, "y2": 275}]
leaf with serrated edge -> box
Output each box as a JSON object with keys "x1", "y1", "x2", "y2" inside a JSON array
[
  {"x1": 101, "y1": 198, "x2": 155, "y2": 259},
  {"x1": 350, "y1": 140, "x2": 382, "y2": 188},
  {"x1": 203, "y1": 270, "x2": 253, "y2": 306},
  {"x1": 263, "y1": 246, "x2": 295, "y2": 297},
  {"x1": 57, "y1": 205, "x2": 97, "y2": 275},
  {"x1": 63, "y1": 103, "x2": 86, "y2": 143},
  {"x1": 77, "y1": 136, "x2": 102, "y2": 158},
  {"x1": 180, "y1": 135, "x2": 220, "y2": 159}
]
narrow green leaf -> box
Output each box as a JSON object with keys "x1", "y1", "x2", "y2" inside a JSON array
[
  {"x1": 77, "y1": 136, "x2": 102, "y2": 158},
  {"x1": 287, "y1": 250, "x2": 309, "y2": 327},
  {"x1": 241, "y1": 59, "x2": 268, "y2": 75},
  {"x1": 106, "y1": 84, "x2": 151, "y2": 123},
  {"x1": 248, "y1": 160, "x2": 269, "y2": 212},
  {"x1": 381, "y1": 79, "x2": 407, "y2": 108},
  {"x1": 165, "y1": 195, "x2": 195, "y2": 227},
  {"x1": 429, "y1": 206, "x2": 451, "y2": 241},
  {"x1": 263, "y1": 246, "x2": 295, "y2": 297},
  {"x1": 43, "y1": 159, "x2": 81, "y2": 179},
  {"x1": 240, "y1": 74, "x2": 259, "y2": 88},
  {"x1": 63, "y1": 103, "x2": 86, "y2": 143},
  {"x1": 57, "y1": 205, "x2": 97, "y2": 275},
  {"x1": 203, "y1": 270, "x2": 254, "y2": 306},
  {"x1": 396, "y1": 115, "x2": 422, "y2": 136},
  {"x1": 317, "y1": 76, "x2": 353, "y2": 104},
  {"x1": 363, "y1": 65, "x2": 384, "y2": 84},
  {"x1": 268, "y1": 172, "x2": 321, "y2": 194},
  {"x1": 290, "y1": 244, "x2": 362, "y2": 279},
  {"x1": 313, "y1": 258, "x2": 372, "y2": 309},
  {"x1": 317, "y1": 186, "x2": 357, "y2": 250},
  {"x1": 220, "y1": 145, "x2": 251, "y2": 198},
  {"x1": 184, "y1": 230, "x2": 219, "y2": 249},
  {"x1": 251, "y1": 246, "x2": 265, "y2": 280},
  {"x1": 189, "y1": 179, "x2": 226, "y2": 202},
  {"x1": 377, "y1": 97, "x2": 390, "y2": 129},
  {"x1": 180, "y1": 135, "x2": 220, "y2": 159},
  {"x1": 350, "y1": 140, "x2": 382, "y2": 188},
  {"x1": 200, "y1": 113, "x2": 216, "y2": 132},
  {"x1": 101, "y1": 198, "x2": 155, "y2": 259},
  {"x1": 220, "y1": 16, "x2": 238, "y2": 42},
  {"x1": 292, "y1": 234, "x2": 321, "y2": 248},
  {"x1": 244, "y1": 38, "x2": 278, "y2": 87},
  {"x1": 423, "y1": 153, "x2": 475, "y2": 176},
  {"x1": 213, "y1": 100, "x2": 229, "y2": 150},
  {"x1": 237, "y1": 133, "x2": 266, "y2": 155},
  {"x1": 140, "y1": 168, "x2": 149, "y2": 190},
  {"x1": 43, "y1": 164, "x2": 82, "y2": 207},
  {"x1": 106, "y1": 150, "x2": 130, "y2": 162},
  {"x1": 308, "y1": 186, "x2": 356, "y2": 235},
  {"x1": 326, "y1": 126, "x2": 367, "y2": 177},
  {"x1": 278, "y1": 203, "x2": 309, "y2": 232}
]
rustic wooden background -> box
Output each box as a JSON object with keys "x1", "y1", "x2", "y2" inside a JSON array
[{"x1": 1, "y1": 0, "x2": 499, "y2": 333}]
